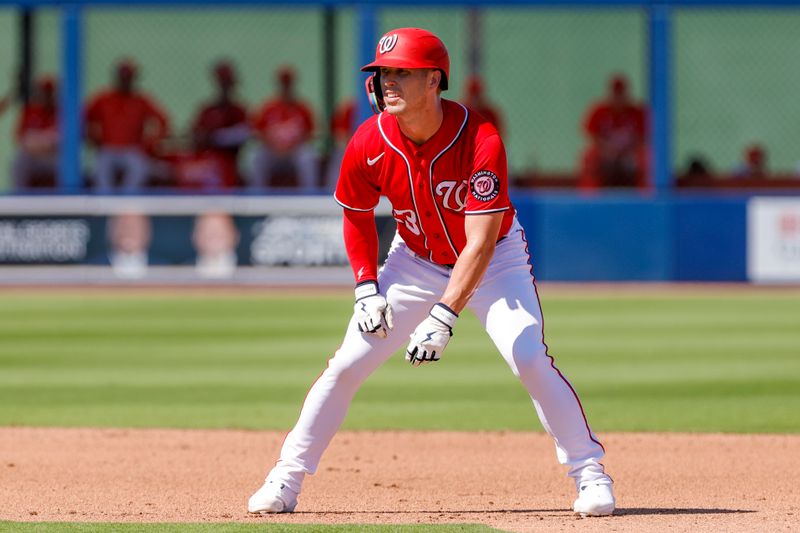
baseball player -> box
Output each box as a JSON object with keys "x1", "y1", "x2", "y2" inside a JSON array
[
  {"x1": 249, "y1": 27, "x2": 615, "y2": 517},
  {"x1": 84, "y1": 59, "x2": 170, "y2": 192}
]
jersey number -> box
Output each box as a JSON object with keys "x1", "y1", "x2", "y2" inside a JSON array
[{"x1": 392, "y1": 209, "x2": 421, "y2": 236}]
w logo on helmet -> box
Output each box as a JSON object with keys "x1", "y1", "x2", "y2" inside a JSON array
[{"x1": 378, "y1": 34, "x2": 398, "y2": 55}]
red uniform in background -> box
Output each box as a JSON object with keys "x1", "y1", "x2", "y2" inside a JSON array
[
  {"x1": 324, "y1": 98, "x2": 357, "y2": 189},
  {"x1": 251, "y1": 98, "x2": 314, "y2": 153},
  {"x1": 330, "y1": 99, "x2": 356, "y2": 142},
  {"x1": 733, "y1": 143, "x2": 768, "y2": 179},
  {"x1": 461, "y1": 75, "x2": 505, "y2": 138},
  {"x1": 180, "y1": 61, "x2": 250, "y2": 189},
  {"x1": 13, "y1": 77, "x2": 59, "y2": 188},
  {"x1": 250, "y1": 66, "x2": 319, "y2": 190},
  {"x1": 84, "y1": 59, "x2": 170, "y2": 192},
  {"x1": 85, "y1": 90, "x2": 169, "y2": 151},
  {"x1": 16, "y1": 101, "x2": 57, "y2": 142},
  {"x1": 579, "y1": 75, "x2": 649, "y2": 190},
  {"x1": 192, "y1": 102, "x2": 247, "y2": 188}
]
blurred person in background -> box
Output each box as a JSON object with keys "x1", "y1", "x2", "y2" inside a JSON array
[
  {"x1": 84, "y1": 58, "x2": 170, "y2": 193},
  {"x1": 178, "y1": 59, "x2": 250, "y2": 189},
  {"x1": 105, "y1": 211, "x2": 152, "y2": 279},
  {"x1": 460, "y1": 74, "x2": 504, "y2": 137},
  {"x1": 733, "y1": 143, "x2": 767, "y2": 179},
  {"x1": 250, "y1": 66, "x2": 318, "y2": 190},
  {"x1": 578, "y1": 74, "x2": 649, "y2": 190},
  {"x1": 676, "y1": 153, "x2": 714, "y2": 187},
  {"x1": 324, "y1": 98, "x2": 356, "y2": 189},
  {"x1": 12, "y1": 76, "x2": 59, "y2": 189},
  {"x1": 192, "y1": 211, "x2": 239, "y2": 279}
]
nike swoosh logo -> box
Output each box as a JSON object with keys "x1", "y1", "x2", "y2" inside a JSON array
[{"x1": 367, "y1": 152, "x2": 385, "y2": 166}]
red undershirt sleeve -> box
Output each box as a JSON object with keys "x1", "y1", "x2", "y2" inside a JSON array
[{"x1": 342, "y1": 208, "x2": 379, "y2": 285}]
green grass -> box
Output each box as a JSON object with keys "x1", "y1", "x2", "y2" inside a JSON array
[
  {"x1": 0, "y1": 523, "x2": 499, "y2": 533},
  {"x1": 0, "y1": 289, "x2": 799, "y2": 433}
]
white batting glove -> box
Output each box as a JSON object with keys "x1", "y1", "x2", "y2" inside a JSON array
[
  {"x1": 353, "y1": 281, "x2": 394, "y2": 339},
  {"x1": 405, "y1": 303, "x2": 458, "y2": 366}
]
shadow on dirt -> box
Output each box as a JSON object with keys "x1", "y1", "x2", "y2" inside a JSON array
[
  {"x1": 290, "y1": 508, "x2": 757, "y2": 516},
  {"x1": 614, "y1": 508, "x2": 756, "y2": 516}
]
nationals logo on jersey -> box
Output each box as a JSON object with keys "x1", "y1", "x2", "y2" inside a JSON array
[{"x1": 470, "y1": 170, "x2": 500, "y2": 202}]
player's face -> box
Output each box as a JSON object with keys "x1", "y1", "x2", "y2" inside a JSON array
[{"x1": 380, "y1": 67, "x2": 434, "y2": 116}]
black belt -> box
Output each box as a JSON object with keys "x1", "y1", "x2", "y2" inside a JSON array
[{"x1": 441, "y1": 235, "x2": 507, "y2": 269}]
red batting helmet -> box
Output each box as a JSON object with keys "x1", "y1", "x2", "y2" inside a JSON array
[{"x1": 361, "y1": 28, "x2": 450, "y2": 113}]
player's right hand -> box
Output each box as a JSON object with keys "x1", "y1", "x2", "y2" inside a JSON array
[{"x1": 353, "y1": 281, "x2": 394, "y2": 339}]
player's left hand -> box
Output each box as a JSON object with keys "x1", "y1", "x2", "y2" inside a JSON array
[{"x1": 406, "y1": 303, "x2": 458, "y2": 366}]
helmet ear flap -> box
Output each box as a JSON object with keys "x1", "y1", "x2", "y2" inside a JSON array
[{"x1": 364, "y1": 73, "x2": 384, "y2": 114}]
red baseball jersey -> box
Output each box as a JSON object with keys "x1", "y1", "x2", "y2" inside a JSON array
[
  {"x1": 16, "y1": 103, "x2": 58, "y2": 140},
  {"x1": 330, "y1": 99, "x2": 357, "y2": 140},
  {"x1": 335, "y1": 99, "x2": 516, "y2": 267},
  {"x1": 583, "y1": 102, "x2": 647, "y2": 142},
  {"x1": 192, "y1": 100, "x2": 248, "y2": 146},
  {"x1": 190, "y1": 100, "x2": 248, "y2": 187},
  {"x1": 84, "y1": 90, "x2": 169, "y2": 148},
  {"x1": 251, "y1": 98, "x2": 315, "y2": 152}
]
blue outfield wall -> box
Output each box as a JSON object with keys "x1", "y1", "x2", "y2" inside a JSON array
[
  {"x1": 672, "y1": 197, "x2": 747, "y2": 281},
  {"x1": 511, "y1": 193, "x2": 748, "y2": 281}
]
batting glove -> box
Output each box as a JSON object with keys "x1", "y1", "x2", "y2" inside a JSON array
[
  {"x1": 405, "y1": 303, "x2": 458, "y2": 366},
  {"x1": 353, "y1": 281, "x2": 394, "y2": 339}
]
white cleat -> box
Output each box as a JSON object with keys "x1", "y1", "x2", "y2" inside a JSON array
[
  {"x1": 248, "y1": 480, "x2": 298, "y2": 514},
  {"x1": 573, "y1": 482, "x2": 616, "y2": 517}
]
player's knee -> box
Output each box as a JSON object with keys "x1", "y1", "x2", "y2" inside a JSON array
[
  {"x1": 510, "y1": 346, "x2": 550, "y2": 375},
  {"x1": 326, "y1": 352, "x2": 372, "y2": 387}
]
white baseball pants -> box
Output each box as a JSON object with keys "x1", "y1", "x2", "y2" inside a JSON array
[
  {"x1": 268, "y1": 218, "x2": 608, "y2": 494},
  {"x1": 250, "y1": 143, "x2": 319, "y2": 191},
  {"x1": 93, "y1": 147, "x2": 150, "y2": 193}
]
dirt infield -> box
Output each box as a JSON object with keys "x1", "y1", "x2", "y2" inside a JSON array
[{"x1": 1, "y1": 428, "x2": 797, "y2": 532}]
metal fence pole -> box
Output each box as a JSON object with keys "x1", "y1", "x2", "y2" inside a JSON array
[
  {"x1": 357, "y1": 3, "x2": 378, "y2": 123},
  {"x1": 648, "y1": 3, "x2": 672, "y2": 191},
  {"x1": 59, "y1": 4, "x2": 82, "y2": 192}
]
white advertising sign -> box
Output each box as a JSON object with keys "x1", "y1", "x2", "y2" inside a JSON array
[{"x1": 747, "y1": 197, "x2": 800, "y2": 282}]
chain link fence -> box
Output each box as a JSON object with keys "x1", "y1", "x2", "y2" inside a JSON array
[
  {"x1": 674, "y1": 9, "x2": 800, "y2": 177},
  {"x1": 1, "y1": 4, "x2": 799, "y2": 191}
]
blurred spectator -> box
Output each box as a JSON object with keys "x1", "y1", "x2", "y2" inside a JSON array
[
  {"x1": 677, "y1": 154, "x2": 713, "y2": 187},
  {"x1": 12, "y1": 76, "x2": 59, "y2": 189},
  {"x1": 685, "y1": 155, "x2": 711, "y2": 177},
  {"x1": 461, "y1": 75, "x2": 504, "y2": 137},
  {"x1": 106, "y1": 211, "x2": 152, "y2": 279},
  {"x1": 84, "y1": 58, "x2": 170, "y2": 193},
  {"x1": 733, "y1": 144, "x2": 767, "y2": 179},
  {"x1": 578, "y1": 74, "x2": 649, "y2": 190},
  {"x1": 178, "y1": 60, "x2": 250, "y2": 189},
  {"x1": 324, "y1": 98, "x2": 356, "y2": 189},
  {"x1": 192, "y1": 211, "x2": 239, "y2": 279},
  {"x1": 250, "y1": 66, "x2": 318, "y2": 190}
]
